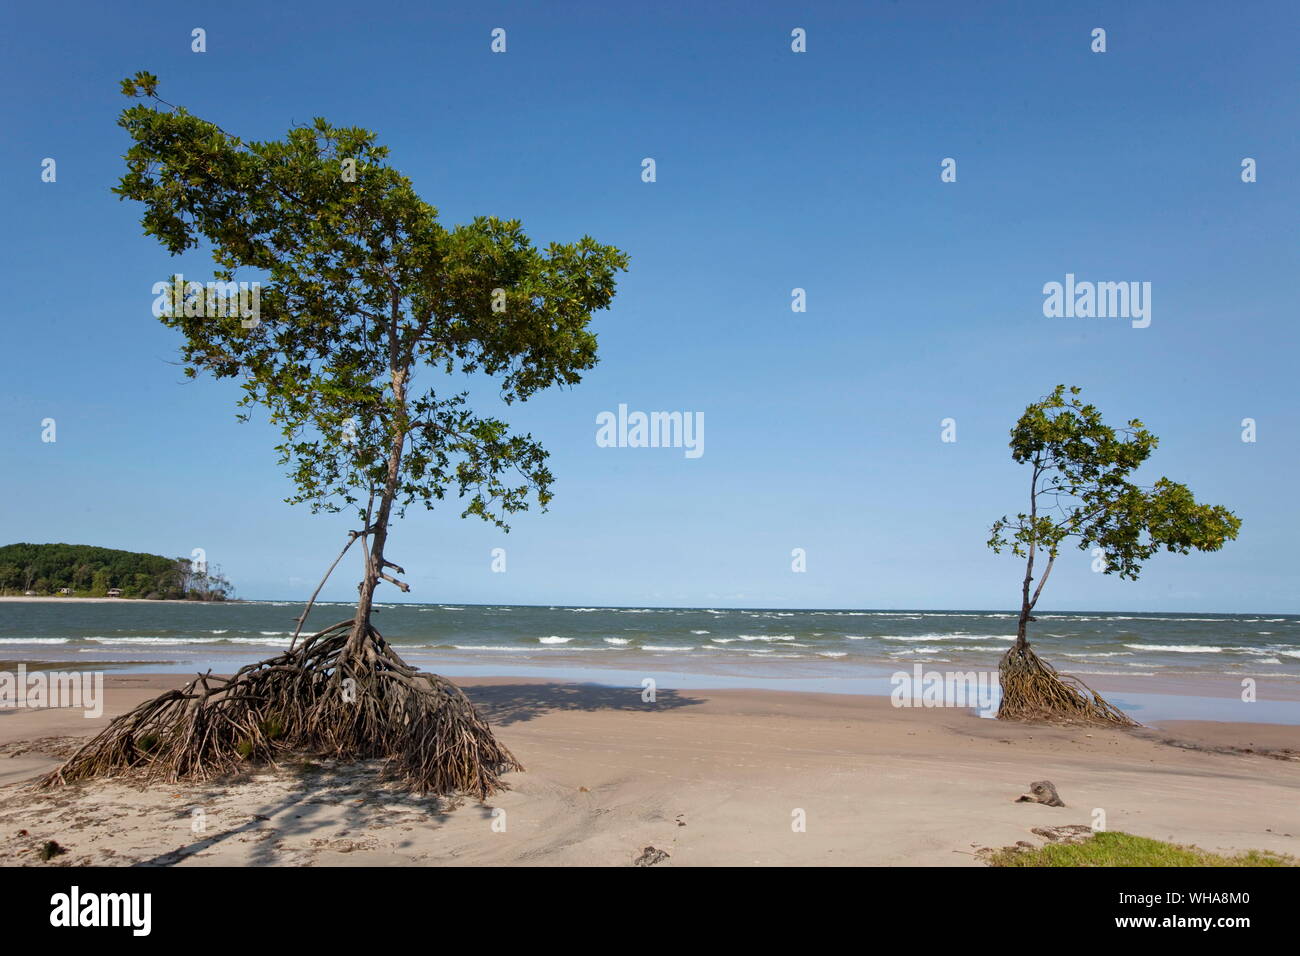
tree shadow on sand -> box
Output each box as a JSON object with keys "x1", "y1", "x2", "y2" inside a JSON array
[
  {"x1": 130, "y1": 761, "x2": 462, "y2": 867},
  {"x1": 125, "y1": 683, "x2": 701, "y2": 865},
  {"x1": 462, "y1": 682, "x2": 703, "y2": 727}
]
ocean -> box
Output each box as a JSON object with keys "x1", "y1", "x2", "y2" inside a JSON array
[{"x1": 1, "y1": 601, "x2": 1297, "y2": 686}]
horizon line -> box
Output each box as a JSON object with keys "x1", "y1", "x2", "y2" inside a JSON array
[{"x1": 228, "y1": 599, "x2": 1297, "y2": 617}]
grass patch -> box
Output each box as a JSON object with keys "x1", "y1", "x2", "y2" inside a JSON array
[{"x1": 983, "y1": 831, "x2": 1297, "y2": 867}]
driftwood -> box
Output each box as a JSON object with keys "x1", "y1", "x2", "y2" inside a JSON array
[{"x1": 1016, "y1": 780, "x2": 1065, "y2": 807}]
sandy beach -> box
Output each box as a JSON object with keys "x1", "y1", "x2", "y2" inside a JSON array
[{"x1": 1, "y1": 673, "x2": 1296, "y2": 866}]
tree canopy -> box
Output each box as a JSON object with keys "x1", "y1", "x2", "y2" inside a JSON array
[
  {"x1": 989, "y1": 385, "x2": 1240, "y2": 600},
  {"x1": 117, "y1": 70, "x2": 629, "y2": 538}
]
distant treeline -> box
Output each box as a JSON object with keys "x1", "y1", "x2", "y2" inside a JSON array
[{"x1": 0, "y1": 543, "x2": 235, "y2": 600}]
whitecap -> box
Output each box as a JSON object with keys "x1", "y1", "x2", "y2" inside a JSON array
[
  {"x1": 880, "y1": 633, "x2": 1014, "y2": 642},
  {"x1": 450, "y1": 645, "x2": 532, "y2": 652},
  {"x1": 86, "y1": 637, "x2": 223, "y2": 645},
  {"x1": 1123, "y1": 643, "x2": 1223, "y2": 653}
]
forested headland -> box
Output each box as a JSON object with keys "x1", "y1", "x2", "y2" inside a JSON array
[{"x1": 0, "y1": 543, "x2": 235, "y2": 600}]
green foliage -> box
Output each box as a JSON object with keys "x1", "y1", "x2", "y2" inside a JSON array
[
  {"x1": 989, "y1": 386, "x2": 1240, "y2": 583},
  {"x1": 0, "y1": 543, "x2": 233, "y2": 600},
  {"x1": 115, "y1": 71, "x2": 629, "y2": 529},
  {"x1": 983, "y1": 830, "x2": 1296, "y2": 867}
]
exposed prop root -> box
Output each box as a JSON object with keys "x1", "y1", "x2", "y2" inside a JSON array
[
  {"x1": 40, "y1": 621, "x2": 521, "y2": 797},
  {"x1": 998, "y1": 641, "x2": 1136, "y2": 726}
]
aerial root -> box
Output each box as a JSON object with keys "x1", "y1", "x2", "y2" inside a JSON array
[
  {"x1": 41, "y1": 620, "x2": 521, "y2": 797},
  {"x1": 998, "y1": 641, "x2": 1136, "y2": 726}
]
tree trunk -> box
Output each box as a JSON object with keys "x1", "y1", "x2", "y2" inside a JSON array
[
  {"x1": 349, "y1": 433, "x2": 403, "y2": 650},
  {"x1": 349, "y1": 328, "x2": 408, "y2": 650},
  {"x1": 1016, "y1": 551, "x2": 1036, "y2": 648},
  {"x1": 1015, "y1": 460, "x2": 1042, "y2": 649}
]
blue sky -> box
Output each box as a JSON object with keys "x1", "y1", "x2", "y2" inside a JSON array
[{"x1": 1, "y1": 1, "x2": 1296, "y2": 612}]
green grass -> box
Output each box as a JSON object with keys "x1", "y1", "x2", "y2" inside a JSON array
[{"x1": 983, "y1": 831, "x2": 1297, "y2": 867}]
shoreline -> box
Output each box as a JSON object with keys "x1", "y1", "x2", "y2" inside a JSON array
[
  {"x1": 4, "y1": 656, "x2": 1299, "y2": 724},
  {"x1": 3, "y1": 670, "x2": 1299, "y2": 738},
  {"x1": 1, "y1": 674, "x2": 1296, "y2": 866},
  {"x1": 4, "y1": 658, "x2": 1300, "y2": 724}
]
